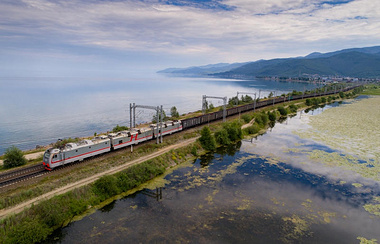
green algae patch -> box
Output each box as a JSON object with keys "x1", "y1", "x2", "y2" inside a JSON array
[
  {"x1": 286, "y1": 148, "x2": 380, "y2": 182},
  {"x1": 295, "y1": 96, "x2": 380, "y2": 161},
  {"x1": 357, "y1": 236, "x2": 378, "y2": 244},
  {"x1": 281, "y1": 215, "x2": 311, "y2": 242},
  {"x1": 352, "y1": 183, "x2": 363, "y2": 188},
  {"x1": 363, "y1": 196, "x2": 380, "y2": 217}
]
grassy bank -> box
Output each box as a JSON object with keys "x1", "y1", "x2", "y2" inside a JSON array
[
  {"x1": 0, "y1": 140, "x2": 202, "y2": 244},
  {"x1": 0, "y1": 130, "x2": 198, "y2": 210},
  {"x1": 361, "y1": 83, "x2": 380, "y2": 95}
]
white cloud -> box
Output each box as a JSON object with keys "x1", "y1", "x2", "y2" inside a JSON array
[{"x1": 0, "y1": 0, "x2": 379, "y2": 70}]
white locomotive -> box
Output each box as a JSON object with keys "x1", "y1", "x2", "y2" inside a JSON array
[{"x1": 43, "y1": 120, "x2": 182, "y2": 170}]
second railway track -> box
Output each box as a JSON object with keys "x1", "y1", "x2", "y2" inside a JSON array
[{"x1": 0, "y1": 164, "x2": 47, "y2": 189}]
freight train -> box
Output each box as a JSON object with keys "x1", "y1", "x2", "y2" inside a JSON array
[
  {"x1": 43, "y1": 85, "x2": 360, "y2": 170},
  {"x1": 43, "y1": 121, "x2": 182, "y2": 170}
]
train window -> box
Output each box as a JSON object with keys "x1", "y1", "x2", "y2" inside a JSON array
[
  {"x1": 105, "y1": 142, "x2": 107, "y2": 144},
  {"x1": 89, "y1": 146, "x2": 91, "y2": 149},
  {"x1": 119, "y1": 140, "x2": 123, "y2": 144},
  {"x1": 76, "y1": 150, "x2": 78, "y2": 152}
]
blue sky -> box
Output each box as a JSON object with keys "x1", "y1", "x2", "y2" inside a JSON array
[{"x1": 0, "y1": 0, "x2": 379, "y2": 77}]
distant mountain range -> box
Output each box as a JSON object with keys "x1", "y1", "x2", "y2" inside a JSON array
[{"x1": 157, "y1": 46, "x2": 380, "y2": 78}]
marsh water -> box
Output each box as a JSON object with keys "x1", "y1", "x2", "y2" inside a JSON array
[
  {"x1": 0, "y1": 74, "x2": 318, "y2": 155},
  {"x1": 45, "y1": 98, "x2": 380, "y2": 244}
]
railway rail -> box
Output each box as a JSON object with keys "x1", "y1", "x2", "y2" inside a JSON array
[
  {"x1": 0, "y1": 84, "x2": 361, "y2": 189},
  {"x1": 0, "y1": 164, "x2": 46, "y2": 189}
]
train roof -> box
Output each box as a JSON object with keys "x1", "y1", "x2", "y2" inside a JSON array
[
  {"x1": 132, "y1": 127, "x2": 152, "y2": 133},
  {"x1": 108, "y1": 130, "x2": 138, "y2": 139}
]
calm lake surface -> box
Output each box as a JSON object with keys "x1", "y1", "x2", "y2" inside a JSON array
[
  {"x1": 0, "y1": 74, "x2": 317, "y2": 155},
  {"x1": 45, "y1": 100, "x2": 380, "y2": 244}
]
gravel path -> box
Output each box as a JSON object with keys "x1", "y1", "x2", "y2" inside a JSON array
[{"x1": 0, "y1": 137, "x2": 198, "y2": 220}]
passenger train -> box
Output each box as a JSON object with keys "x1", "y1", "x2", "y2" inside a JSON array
[{"x1": 43, "y1": 85, "x2": 360, "y2": 170}]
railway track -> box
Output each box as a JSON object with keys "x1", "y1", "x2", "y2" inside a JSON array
[
  {"x1": 0, "y1": 164, "x2": 47, "y2": 189},
  {"x1": 0, "y1": 140, "x2": 151, "y2": 190}
]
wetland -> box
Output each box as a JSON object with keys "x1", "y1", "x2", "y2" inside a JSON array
[{"x1": 46, "y1": 96, "x2": 380, "y2": 244}]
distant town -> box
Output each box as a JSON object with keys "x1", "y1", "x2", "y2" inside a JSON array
[{"x1": 257, "y1": 75, "x2": 380, "y2": 84}]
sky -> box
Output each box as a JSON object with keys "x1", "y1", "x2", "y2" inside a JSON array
[{"x1": 1, "y1": 0, "x2": 379, "y2": 77}]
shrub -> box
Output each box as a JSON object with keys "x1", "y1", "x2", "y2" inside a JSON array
[
  {"x1": 199, "y1": 126, "x2": 216, "y2": 151},
  {"x1": 3, "y1": 146, "x2": 27, "y2": 169},
  {"x1": 305, "y1": 99, "x2": 311, "y2": 106},
  {"x1": 254, "y1": 114, "x2": 262, "y2": 125},
  {"x1": 191, "y1": 145, "x2": 198, "y2": 156},
  {"x1": 268, "y1": 111, "x2": 276, "y2": 122},
  {"x1": 4, "y1": 216, "x2": 52, "y2": 244},
  {"x1": 214, "y1": 128, "x2": 231, "y2": 146},
  {"x1": 224, "y1": 121, "x2": 243, "y2": 142},
  {"x1": 288, "y1": 104, "x2": 298, "y2": 113},
  {"x1": 321, "y1": 97, "x2": 327, "y2": 103},
  {"x1": 93, "y1": 175, "x2": 120, "y2": 200},
  {"x1": 243, "y1": 123, "x2": 261, "y2": 135},
  {"x1": 259, "y1": 113, "x2": 269, "y2": 126},
  {"x1": 277, "y1": 106, "x2": 288, "y2": 116},
  {"x1": 241, "y1": 114, "x2": 252, "y2": 123}
]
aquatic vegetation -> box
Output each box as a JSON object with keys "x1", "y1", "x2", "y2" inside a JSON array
[
  {"x1": 363, "y1": 196, "x2": 380, "y2": 217},
  {"x1": 352, "y1": 183, "x2": 363, "y2": 188},
  {"x1": 357, "y1": 236, "x2": 378, "y2": 244},
  {"x1": 281, "y1": 215, "x2": 310, "y2": 242},
  {"x1": 283, "y1": 147, "x2": 380, "y2": 182},
  {"x1": 295, "y1": 96, "x2": 380, "y2": 161},
  {"x1": 307, "y1": 149, "x2": 379, "y2": 182}
]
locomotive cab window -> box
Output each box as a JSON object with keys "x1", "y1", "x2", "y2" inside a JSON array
[{"x1": 119, "y1": 140, "x2": 123, "y2": 144}]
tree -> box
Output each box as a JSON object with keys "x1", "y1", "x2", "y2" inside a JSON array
[
  {"x1": 199, "y1": 126, "x2": 216, "y2": 151},
  {"x1": 224, "y1": 122, "x2": 243, "y2": 142},
  {"x1": 170, "y1": 106, "x2": 179, "y2": 118},
  {"x1": 305, "y1": 99, "x2": 312, "y2": 106},
  {"x1": 277, "y1": 106, "x2": 288, "y2": 116},
  {"x1": 268, "y1": 111, "x2": 276, "y2": 122},
  {"x1": 3, "y1": 146, "x2": 27, "y2": 169},
  {"x1": 288, "y1": 104, "x2": 298, "y2": 113},
  {"x1": 214, "y1": 128, "x2": 230, "y2": 146}
]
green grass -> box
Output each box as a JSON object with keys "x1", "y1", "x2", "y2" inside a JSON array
[
  {"x1": 361, "y1": 86, "x2": 380, "y2": 95},
  {"x1": 0, "y1": 141, "x2": 203, "y2": 244}
]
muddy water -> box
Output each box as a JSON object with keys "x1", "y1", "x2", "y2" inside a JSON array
[{"x1": 46, "y1": 99, "x2": 380, "y2": 244}]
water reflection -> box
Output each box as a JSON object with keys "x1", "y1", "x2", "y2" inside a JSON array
[
  {"x1": 47, "y1": 145, "x2": 380, "y2": 243},
  {"x1": 45, "y1": 98, "x2": 380, "y2": 244},
  {"x1": 0, "y1": 75, "x2": 318, "y2": 154}
]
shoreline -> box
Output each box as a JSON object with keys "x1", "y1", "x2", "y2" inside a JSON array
[{"x1": 1, "y1": 87, "x2": 375, "y2": 243}]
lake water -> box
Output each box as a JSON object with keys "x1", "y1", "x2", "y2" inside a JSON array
[
  {"x1": 0, "y1": 74, "x2": 318, "y2": 155},
  {"x1": 44, "y1": 101, "x2": 380, "y2": 244}
]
